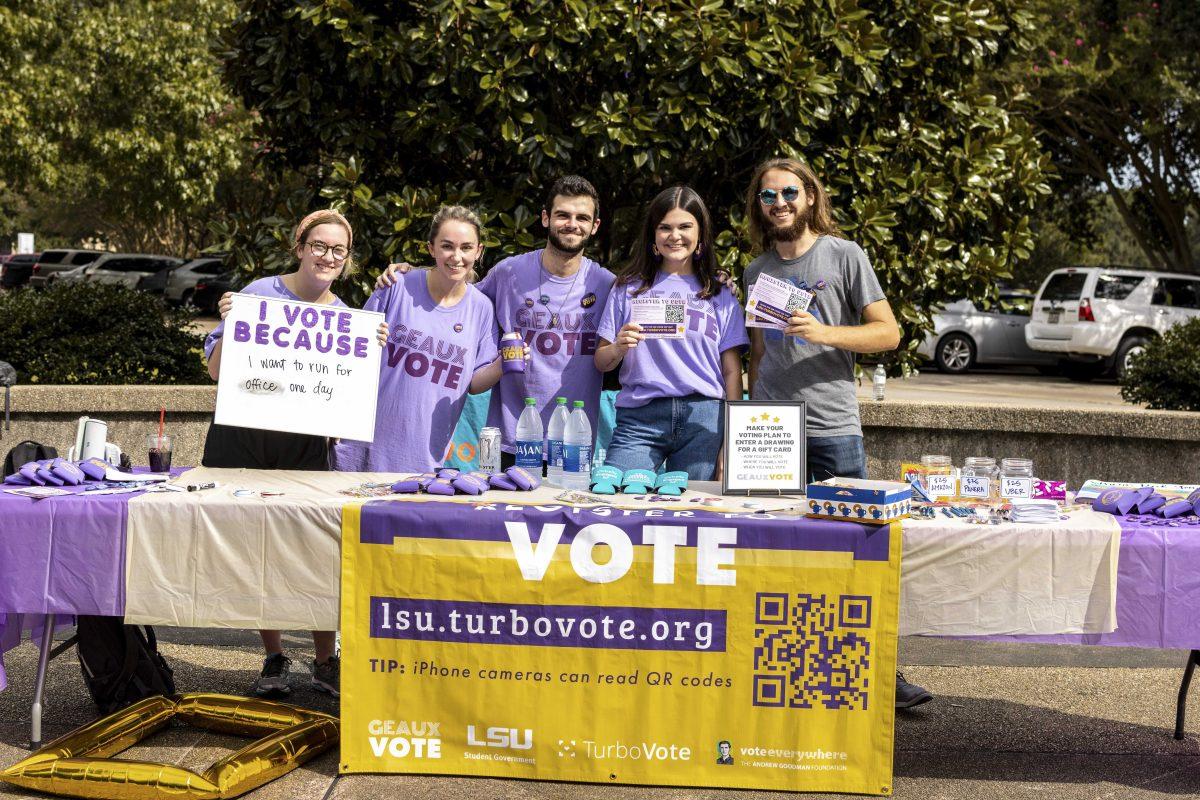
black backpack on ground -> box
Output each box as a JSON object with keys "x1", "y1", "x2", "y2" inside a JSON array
[
  {"x1": 3, "y1": 440, "x2": 57, "y2": 477},
  {"x1": 75, "y1": 616, "x2": 176, "y2": 714}
]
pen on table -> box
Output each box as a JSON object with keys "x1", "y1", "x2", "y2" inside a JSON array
[{"x1": 187, "y1": 482, "x2": 218, "y2": 492}]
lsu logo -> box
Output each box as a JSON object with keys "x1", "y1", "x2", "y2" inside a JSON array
[{"x1": 467, "y1": 725, "x2": 533, "y2": 750}]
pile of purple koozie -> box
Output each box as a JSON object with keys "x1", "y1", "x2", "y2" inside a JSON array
[
  {"x1": 1091, "y1": 486, "x2": 1200, "y2": 519},
  {"x1": 390, "y1": 466, "x2": 542, "y2": 497},
  {"x1": 2, "y1": 457, "x2": 110, "y2": 487}
]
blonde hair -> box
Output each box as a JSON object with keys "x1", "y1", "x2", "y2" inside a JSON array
[
  {"x1": 427, "y1": 205, "x2": 483, "y2": 243},
  {"x1": 744, "y1": 157, "x2": 841, "y2": 254},
  {"x1": 293, "y1": 209, "x2": 356, "y2": 276}
]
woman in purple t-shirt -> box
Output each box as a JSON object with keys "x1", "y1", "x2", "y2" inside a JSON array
[{"x1": 595, "y1": 186, "x2": 748, "y2": 480}]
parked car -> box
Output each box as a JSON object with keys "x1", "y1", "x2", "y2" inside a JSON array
[
  {"x1": 1025, "y1": 266, "x2": 1200, "y2": 380},
  {"x1": 72, "y1": 253, "x2": 185, "y2": 291},
  {"x1": 0, "y1": 253, "x2": 41, "y2": 289},
  {"x1": 28, "y1": 249, "x2": 105, "y2": 288},
  {"x1": 192, "y1": 270, "x2": 244, "y2": 315},
  {"x1": 917, "y1": 292, "x2": 1059, "y2": 374},
  {"x1": 165, "y1": 255, "x2": 229, "y2": 306}
]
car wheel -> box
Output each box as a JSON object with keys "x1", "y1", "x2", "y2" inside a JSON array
[
  {"x1": 1062, "y1": 360, "x2": 1103, "y2": 382},
  {"x1": 1115, "y1": 335, "x2": 1151, "y2": 380},
  {"x1": 934, "y1": 333, "x2": 975, "y2": 374},
  {"x1": 180, "y1": 289, "x2": 194, "y2": 308}
]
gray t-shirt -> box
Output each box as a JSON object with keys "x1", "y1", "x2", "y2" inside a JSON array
[{"x1": 743, "y1": 236, "x2": 885, "y2": 438}]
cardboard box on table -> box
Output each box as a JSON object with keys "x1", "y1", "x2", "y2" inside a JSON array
[{"x1": 807, "y1": 477, "x2": 912, "y2": 524}]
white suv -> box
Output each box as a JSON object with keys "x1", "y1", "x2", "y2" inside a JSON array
[{"x1": 1025, "y1": 267, "x2": 1200, "y2": 379}]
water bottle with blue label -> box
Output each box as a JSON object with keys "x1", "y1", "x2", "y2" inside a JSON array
[{"x1": 514, "y1": 397, "x2": 544, "y2": 472}]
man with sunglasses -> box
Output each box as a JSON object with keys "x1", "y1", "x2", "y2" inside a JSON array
[{"x1": 743, "y1": 158, "x2": 930, "y2": 709}]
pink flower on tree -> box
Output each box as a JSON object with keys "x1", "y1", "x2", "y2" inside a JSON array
[
  {"x1": 1063, "y1": 58, "x2": 1070, "y2": 66},
  {"x1": 1075, "y1": 38, "x2": 1084, "y2": 46}
]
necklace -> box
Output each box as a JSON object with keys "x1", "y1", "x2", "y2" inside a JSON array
[{"x1": 539, "y1": 252, "x2": 586, "y2": 330}]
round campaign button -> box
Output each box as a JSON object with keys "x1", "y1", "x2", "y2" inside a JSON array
[
  {"x1": 580, "y1": 292, "x2": 597, "y2": 308},
  {"x1": 525, "y1": 297, "x2": 535, "y2": 308},
  {"x1": 453, "y1": 323, "x2": 464, "y2": 333}
]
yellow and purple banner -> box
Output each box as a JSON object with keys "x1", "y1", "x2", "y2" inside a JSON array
[{"x1": 340, "y1": 499, "x2": 901, "y2": 794}]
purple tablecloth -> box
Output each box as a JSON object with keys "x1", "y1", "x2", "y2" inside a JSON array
[
  {"x1": 0, "y1": 470, "x2": 183, "y2": 690},
  {"x1": 971, "y1": 514, "x2": 1200, "y2": 649}
]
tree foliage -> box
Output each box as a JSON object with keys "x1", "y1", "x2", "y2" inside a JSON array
[
  {"x1": 221, "y1": 0, "x2": 1051, "y2": 372},
  {"x1": 0, "y1": 0, "x2": 253, "y2": 254},
  {"x1": 1023, "y1": 0, "x2": 1200, "y2": 273}
]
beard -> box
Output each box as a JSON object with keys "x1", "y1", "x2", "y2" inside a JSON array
[
  {"x1": 763, "y1": 203, "x2": 812, "y2": 243},
  {"x1": 547, "y1": 227, "x2": 591, "y2": 256}
]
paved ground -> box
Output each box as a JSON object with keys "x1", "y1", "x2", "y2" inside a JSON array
[
  {"x1": 854, "y1": 366, "x2": 1130, "y2": 410},
  {"x1": 2, "y1": 631, "x2": 1196, "y2": 800}
]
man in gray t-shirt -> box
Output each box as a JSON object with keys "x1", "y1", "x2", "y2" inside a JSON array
[
  {"x1": 743, "y1": 157, "x2": 901, "y2": 484},
  {"x1": 743, "y1": 158, "x2": 931, "y2": 711}
]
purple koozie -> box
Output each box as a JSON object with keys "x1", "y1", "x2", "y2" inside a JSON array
[
  {"x1": 451, "y1": 474, "x2": 489, "y2": 495},
  {"x1": 1158, "y1": 499, "x2": 1194, "y2": 518},
  {"x1": 1092, "y1": 488, "x2": 1139, "y2": 515},
  {"x1": 390, "y1": 477, "x2": 424, "y2": 493},
  {"x1": 78, "y1": 458, "x2": 108, "y2": 480},
  {"x1": 36, "y1": 467, "x2": 65, "y2": 486},
  {"x1": 505, "y1": 466, "x2": 541, "y2": 491},
  {"x1": 500, "y1": 332, "x2": 525, "y2": 374},
  {"x1": 4, "y1": 472, "x2": 32, "y2": 485},
  {"x1": 426, "y1": 478, "x2": 456, "y2": 496},
  {"x1": 489, "y1": 472, "x2": 519, "y2": 491},
  {"x1": 18, "y1": 463, "x2": 45, "y2": 485},
  {"x1": 51, "y1": 459, "x2": 85, "y2": 486},
  {"x1": 1137, "y1": 493, "x2": 1166, "y2": 515},
  {"x1": 1190, "y1": 488, "x2": 1200, "y2": 515},
  {"x1": 436, "y1": 468, "x2": 461, "y2": 480}
]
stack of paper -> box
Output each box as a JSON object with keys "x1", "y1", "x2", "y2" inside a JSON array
[
  {"x1": 745, "y1": 274, "x2": 814, "y2": 329},
  {"x1": 1010, "y1": 500, "x2": 1061, "y2": 524}
]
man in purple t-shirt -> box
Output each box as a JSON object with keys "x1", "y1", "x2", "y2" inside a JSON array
[{"x1": 380, "y1": 176, "x2": 616, "y2": 467}]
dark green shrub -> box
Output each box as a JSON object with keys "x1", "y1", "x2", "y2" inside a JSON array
[
  {"x1": 0, "y1": 284, "x2": 207, "y2": 384},
  {"x1": 1120, "y1": 318, "x2": 1200, "y2": 411}
]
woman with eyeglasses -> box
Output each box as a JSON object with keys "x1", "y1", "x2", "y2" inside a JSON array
[
  {"x1": 202, "y1": 209, "x2": 384, "y2": 701},
  {"x1": 594, "y1": 186, "x2": 748, "y2": 480}
]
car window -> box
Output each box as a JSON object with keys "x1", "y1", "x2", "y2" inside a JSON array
[
  {"x1": 39, "y1": 250, "x2": 68, "y2": 264},
  {"x1": 1094, "y1": 274, "x2": 1144, "y2": 300},
  {"x1": 116, "y1": 259, "x2": 152, "y2": 272},
  {"x1": 1000, "y1": 294, "x2": 1033, "y2": 314},
  {"x1": 196, "y1": 261, "x2": 225, "y2": 275},
  {"x1": 1153, "y1": 279, "x2": 1200, "y2": 310},
  {"x1": 71, "y1": 252, "x2": 102, "y2": 265},
  {"x1": 1040, "y1": 272, "x2": 1088, "y2": 301}
]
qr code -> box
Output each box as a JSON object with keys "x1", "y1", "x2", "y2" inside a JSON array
[
  {"x1": 752, "y1": 592, "x2": 872, "y2": 711},
  {"x1": 784, "y1": 290, "x2": 810, "y2": 313},
  {"x1": 664, "y1": 304, "x2": 685, "y2": 323}
]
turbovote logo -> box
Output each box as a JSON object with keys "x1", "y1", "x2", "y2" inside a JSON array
[
  {"x1": 232, "y1": 301, "x2": 371, "y2": 357},
  {"x1": 385, "y1": 323, "x2": 469, "y2": 389}
]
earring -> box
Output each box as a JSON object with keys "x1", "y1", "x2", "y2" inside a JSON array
[
  {"x1": 692, "y1": 243, "x2": 703, "y2": 262},
  {"x1": 651, "y1": 244, "x2": 663, "y2": 263}
]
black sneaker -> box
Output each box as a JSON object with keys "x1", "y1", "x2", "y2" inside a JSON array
[
  {"x1": 895, "y1": 671, "x2": 932, "y2": 709},
  {"x1": 312, "y1": 654, "x2": 340, "y2": 697},
  {"x1": 252, "y1": 653, "x2": 292, "y2": 697}
]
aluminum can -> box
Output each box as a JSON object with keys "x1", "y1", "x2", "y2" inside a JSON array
[
  {"x1": 479, "y1": 426, "x2": 502, "y2": 473},
  {"x1": 500, "y1": 331, "x2": 525, "y2": 374}
]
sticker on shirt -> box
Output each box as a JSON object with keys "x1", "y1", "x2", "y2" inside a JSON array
[
  {"x1": 745, "y1": 273, "x2": 814, "y2": 328},
  {"x1": 630, "y1": 296, "x2": 686, "y2": 338}
]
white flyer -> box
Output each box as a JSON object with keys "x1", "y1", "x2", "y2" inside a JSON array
[
  {"x1": 745, "y1": 282, "x2": 781, "y2": 329},
  {"x1": 630, "y1": 296, "x2": 686, "y2": 339},
  {"x1": 745, "y1": 274, "x2": 814, "y2": 328}
]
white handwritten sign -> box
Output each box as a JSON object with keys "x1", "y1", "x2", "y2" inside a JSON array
[
  {"x1": 214, "y1": 294, "x2": 383, "y2": 441},
  {"x1": 960, "y1": 476, "x2": 992, "y2": 498},
  {"x1": 1001, "y1": 477, "x2": 1033, "y2": 500},
  {"x1": 926, "y1": 474, "x2": 957, "y2": 499}
]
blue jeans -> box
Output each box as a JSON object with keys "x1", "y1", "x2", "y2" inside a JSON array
[
  {"x1": 807, "y1": 435, "x2": 867, "y2": 483},
  {"x1": 605, "y1": 395, "x2": 724, "y2": 480}
]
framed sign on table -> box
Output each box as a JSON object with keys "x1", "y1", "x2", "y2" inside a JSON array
[{"x1": 721, "y1": 401, "x2": 806, "y2": 496}]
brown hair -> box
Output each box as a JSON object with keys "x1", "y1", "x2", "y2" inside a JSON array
[
  {"x1": 743, "y1": 157, "x2": 840, "y2": 253},
  {"x1": 617, "y1": 186, "x2": 720, "y2": 300},
  {"x1": 292, "y1": 209, "x2": 356, "y2": 276},
  {"x1": 427, "y1": 205, "x2": 483, "y2": 244}
]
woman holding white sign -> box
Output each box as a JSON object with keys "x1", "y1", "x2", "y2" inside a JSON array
[
  {"x1": 331, "y1": 205, "x2": 507, "y2": 472},
  {"x1": 594, "y1": 186, "x2": 748, "y2": 480},
  {"x1": 203, "y1": 208, "x2": 383, "y2": 701}
]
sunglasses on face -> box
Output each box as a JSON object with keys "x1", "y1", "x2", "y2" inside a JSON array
[{"x1": 757, "y1": 186, "x2": 801, "y2": 206}]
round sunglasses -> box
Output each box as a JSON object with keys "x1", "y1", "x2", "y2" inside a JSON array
[{"x1": 757, "y1": 186, "x2": 801, "y2": 206}]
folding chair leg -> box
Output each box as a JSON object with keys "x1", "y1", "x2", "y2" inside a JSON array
[
  {"x1": 1174, "y1": 649, "x2": 1200, "y2": 741},
  {"x1": 30, "y1": 614, "x2": 55, "y2": 749}
]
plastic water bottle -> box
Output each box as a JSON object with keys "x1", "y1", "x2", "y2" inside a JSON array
[
  {"x1": 546, "y1": 397, "x2": 570, "y2": 484},
  {"x1": 515, "y1": 397, "x2": 544, "y2": 472},
  {"x1": 872, "y1": 363, "x2": 886, "y2": 402},
  {"x1": 562, "y1": 400, "x2": 593, "y2": 489}
]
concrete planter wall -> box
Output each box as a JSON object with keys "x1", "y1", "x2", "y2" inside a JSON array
[{"x1": 2, "y1": 386, "x2": 1197, "y2": 486}]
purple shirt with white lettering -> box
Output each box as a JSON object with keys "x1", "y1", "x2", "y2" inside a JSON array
[
  {"x1": 478, "y1": 250, "x2": 615, "y2": 452},
  {"x1": 597, "y1": 271, "x2": 748, "y2": 408},
  {"x1": 331, "y1": 269, "x2": 499, "y2": 472},
  {"x1": 203, "y1": 276, "x2": 346, "y2": 361}
]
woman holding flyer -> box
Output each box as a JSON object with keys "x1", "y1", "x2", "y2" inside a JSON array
[
  {"x1": 595, "y1": 186, "x2": 747, "y2": 480},
  {"x1": 331, "y1": 205, "x2": 505, "y2": 473},
  {"x1": 203, "y1": 208, "x2": 384, "y2": 701}
]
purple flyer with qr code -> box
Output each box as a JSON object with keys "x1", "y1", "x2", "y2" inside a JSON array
[{"x1": 341, "y1": 500, "x2": 902, "y2": 794}]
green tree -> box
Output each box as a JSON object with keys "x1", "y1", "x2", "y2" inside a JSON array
[
  {"x1": 0, "y1": 0, "x2": 254, "y2": 254},
  {"x1": 223, "y1": 0, "x2": 1052, "y2": 371},
  {"x1": 1024, "y1": 0, "x2": 1200, "y2": 273}
]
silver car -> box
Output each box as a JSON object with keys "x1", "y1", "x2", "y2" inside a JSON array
[
  {"x1": 164, "y1": 256, "x2": 227, "y2": 305},
  {"x1": 29, "y1": 249, "x2": 104, "y2": 288},
  {"x1": 77, "y1": 253, "x2": 184, "y2": 289},
  {"x1": 918, "y1": 292, "x2": 1059, "y2": 374}
]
